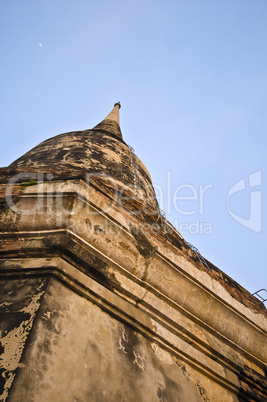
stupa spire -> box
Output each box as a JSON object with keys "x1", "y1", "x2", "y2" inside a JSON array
[
  {"x1": 103, "y1": 102, "x2": 121, "y2": 125},
  {"x1": 92, "y1": 102, "x2": 122, "y2": 140}
]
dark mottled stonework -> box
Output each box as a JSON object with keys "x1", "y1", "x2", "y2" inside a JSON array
[
  {"x1": 238, "y1": 366, "x2": 267, "y2": 402},
  {"x1": 9, "y1": 121, "x2": 158, "y2": 209},
  {"x1": 0, "y1": 277, "x2": 48, "y2": 400},
  {"x1": 8, "y1": 278, "x2": 202, "y2": 402}
]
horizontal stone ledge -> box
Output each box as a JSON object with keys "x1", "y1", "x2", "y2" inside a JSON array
[
  {"x1": 1, "y1": 185, "x2": 266, "y2": 316},
  {"x1": 0, "y1": 256, "x2": 262, "y2": 391},
  {"x1": 0, "y1": 229, "x2": 266, "y2": 367}
]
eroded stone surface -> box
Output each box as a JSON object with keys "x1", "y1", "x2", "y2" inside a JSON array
[
  {"x1": 9, "y1": 129, "x2": 158, "y2": 210},
  {"x1": 0, "y1": 277, "x2": 48, "y2": 401},
  {"x1": 9, "y1": 278, "x2": 211, "y2": 402}
]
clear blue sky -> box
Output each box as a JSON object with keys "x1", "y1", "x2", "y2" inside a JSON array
[{"x1": 1, "y1": 0, "x2": 266, "y2": 296}]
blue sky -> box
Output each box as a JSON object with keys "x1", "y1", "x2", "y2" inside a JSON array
[{"x1": 1, "y1": 0, "x2": 266, "y2": 297}]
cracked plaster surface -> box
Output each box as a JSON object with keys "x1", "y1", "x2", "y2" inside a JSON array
[{"x1": 0, "y1": 277, "x2": 47, "y2": 401}]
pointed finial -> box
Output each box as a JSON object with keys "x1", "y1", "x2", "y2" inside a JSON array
[
  {"x1": 92, "y1": 102, "x2": 123, "y2": 140},
  {"x1": 100, "y1": 102, "x2": 121, "y2": 126}
]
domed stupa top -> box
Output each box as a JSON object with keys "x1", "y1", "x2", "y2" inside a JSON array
[{"x1": 10, "y1": 103, "x2": 158, "y2": 209}]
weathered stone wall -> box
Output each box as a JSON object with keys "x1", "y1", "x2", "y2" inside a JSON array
[
  {"x1": 8, "y1": 277, "x2": 237, "y2": 402},
  {"x1": 0, "y1": 277, "x2": 48, "y2": 401},
  {"x1": 0, "y1": 175, "x2": 266, "y2": 401}
]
